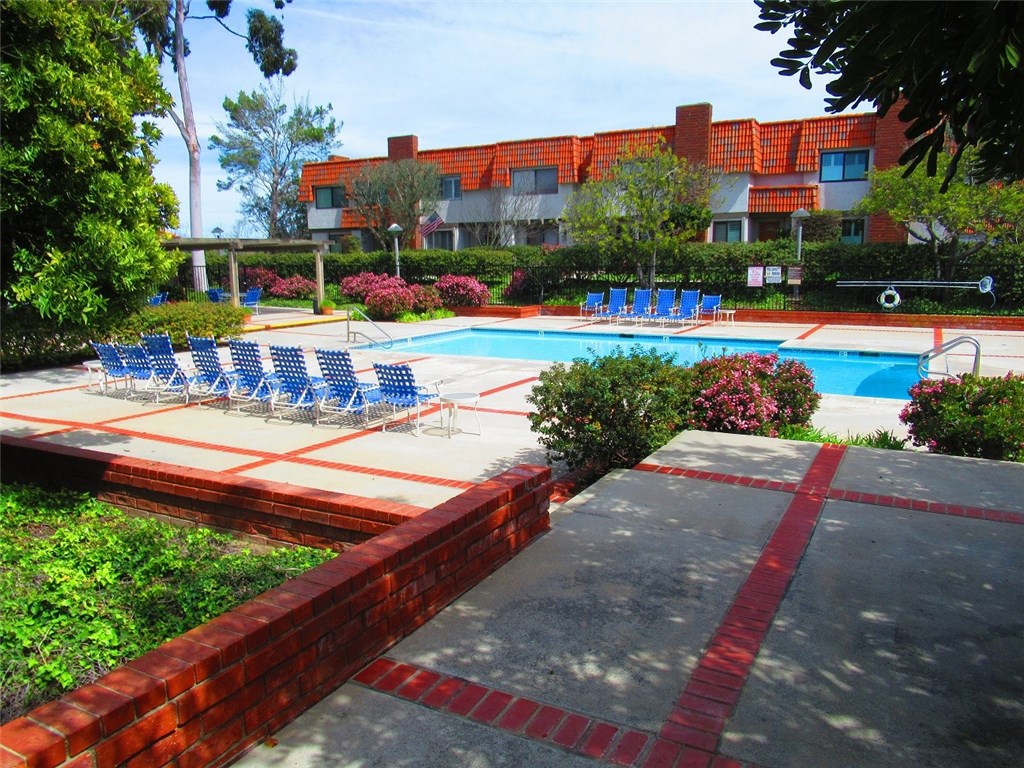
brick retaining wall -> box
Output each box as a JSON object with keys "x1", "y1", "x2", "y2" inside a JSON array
[
  {"x1": 0, "y1": 438, "x2": 423, "y2": 550},
  {"x1": 0, "y1": 440, "x2": 553, "y2": 768}
]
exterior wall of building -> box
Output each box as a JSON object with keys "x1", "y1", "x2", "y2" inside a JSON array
[{"x1": 300, "y1": 101, "x2": 911, "y2": 250}]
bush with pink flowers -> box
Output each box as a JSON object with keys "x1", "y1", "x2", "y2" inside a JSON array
[
  {"x1": 687, "y1": 352, "x2": 819, "y2": 437},
  {"x1": 899, "y1": 373, "x2": 1024, "y2": 461},
  {"x1": 269, "y1": 275, "x2": 317, "y2": 299},
  {"x1": 339, "y1": 272, "x2": 401, "y2": 302},
  {"x1": 241, "y1": 267, "x2": 280, "y2": 291},
  {"x1": 434, "y1": 274, "x2": 490, "y2": 307}
]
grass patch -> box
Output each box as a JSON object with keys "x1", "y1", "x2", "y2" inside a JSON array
[
  {"x1": 0, "y1": 483, "x2": 334, "y2": 723},
  {"x1": 777, "y1": 424, "x2": 908, "y2": 449}
]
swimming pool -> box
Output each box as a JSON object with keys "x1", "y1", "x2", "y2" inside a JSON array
[{"x1": 368, "y1": 328, "x2": 922, "y2": 399}]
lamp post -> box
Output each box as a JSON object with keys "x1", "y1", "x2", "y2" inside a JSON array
[
  {"x1": 387, "y1": 223, "x2": 403, "y2": 278},
  {"x1": 212, "y1": 227, "x2": 223, "y2": 238},
  {"x1": 791, "y1": 207, "x2": 810, "y2": 301}
]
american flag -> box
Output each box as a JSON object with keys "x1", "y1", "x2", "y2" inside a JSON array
[{"x1": 420, "y1": 212, "x2": 444, "y2": 236}]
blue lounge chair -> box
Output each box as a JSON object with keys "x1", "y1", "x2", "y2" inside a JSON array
[
  {"x1": 314, "y1": 348, "x2": 383, "y2": 426},
  {"x1": 88, "y1": 341, "x2": 132, "y2": 395},
  {"x1": 148, "y1": 292, "x2": 168, "y2": 306},
  {"x1": 674, "y1": 290, "x2": 701, "y2": 325},
  {"x1": 617, "y1": 288, "x2": 653, "y2": 324},
  {"x1": 373, "y1": 362, "x2": 439, "y2": 435},
  {"x1": 227, "y1": 339, "x2": 278, "y2": 412},
  {"x1": 207, "y1": 288, "x2": 225, "y2": 303},
  {"x1": 640, "y1": 288, "x2": 678, "y2": 325},
  {"x1": 242, "y1": 286, "x2": 262, "y2": 315},
  {"x1": 593, "y1": 288, "x2": 628, "y2": 322},
  {"x1": 698, "y1": 294, "x2": 722, "y2": 324},
  {"x1": 141, "y1": 332, "x2": 198, "y2": 403},
  {"x1": 114, "y1": 342, "x2": 159, "y2": 399},
  {"x1": 187, "y1": 334, "x2": 238, "y2": 401},
  {"x1": 579, "y1": 291, "x2": 605, "y2": 320},
  {"x1": 269, "y1": 345, "x2": 326, "y2": 420}
]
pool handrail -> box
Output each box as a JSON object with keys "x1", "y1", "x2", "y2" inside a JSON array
[
  {"x1": 917, "y1": 335, "x2": 981, "y2": 379},
  {"x1": 344, "y1": 305, "x2": 394, "y2": 350}
]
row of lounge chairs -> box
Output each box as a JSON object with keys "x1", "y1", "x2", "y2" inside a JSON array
[
  {"x1": 88, "y1": 334, "x2": 439, "y2": 434},
  {"x1": 580, "y1": 288, "x2": 722, "y2": 326}
]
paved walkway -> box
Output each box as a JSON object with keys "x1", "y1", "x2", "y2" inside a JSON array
[
  {"x1": 2, "y1": 312, "x2": 1023, "y2": 767},
  {"x1": 232, "y1": 431, "x2": 1023, "y2": 768}
]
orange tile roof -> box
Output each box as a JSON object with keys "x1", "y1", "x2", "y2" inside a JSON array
[
  {"x1": 298, "y1": 112, "x2": 877, "y2": 203},
  {"x1": 711, "y1": 114, "x2": 876, "y2": 174},
  {"x1": 589, "y1": 127, "x2": 675, "y2": 180},
  {"x1": 748, "y1": 185, "x2": 818, "y2": 214}
]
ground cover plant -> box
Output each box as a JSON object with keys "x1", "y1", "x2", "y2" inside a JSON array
[
  {"x1": 900, "y1": 373, "x2": 1024, "y2": 461},
  {"x1": 0, "y1": 484, "x2": 335, "y2": 723}
]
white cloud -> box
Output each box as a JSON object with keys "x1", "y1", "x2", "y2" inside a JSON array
[{"x1": 152, "y1": 0, "x2": 840, "y2": 236}]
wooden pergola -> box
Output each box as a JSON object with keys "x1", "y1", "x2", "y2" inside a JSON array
[{"x1": 161, "y1": 238, "x2": 330, "y2": 308}]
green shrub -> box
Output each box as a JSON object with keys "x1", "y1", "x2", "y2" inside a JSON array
[
  {"x1": 106, "y1": 302, "x2": 248, "y2": 348},
  {"x1": 899, "y1": 373, "x2": 1024, "y2": 461},
  {"x1": 0, "y1": 307, "x2": 96, "y2": 372},
  {"x1": 526, "y1": 347, "x2": 693, "y2": 484},
  {"x1": 0, "y1": 483, "x2": 334, "y2": 722}
]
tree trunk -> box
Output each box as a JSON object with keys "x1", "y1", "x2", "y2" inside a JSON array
[{"x1": 173, "y1": 0, "x2": 207, "y2": 290}]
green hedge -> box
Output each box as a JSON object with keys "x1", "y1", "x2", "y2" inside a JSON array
[{"x1": 178, "y1": 240, "x2": 1021, "y2": 311}]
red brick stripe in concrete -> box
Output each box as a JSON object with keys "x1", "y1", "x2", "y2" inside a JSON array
[
  {"x1": 794, "y1": 323, "x2": 827, "y2": 340},
  {"x1": 632, "y1": 461, "x2": 1023, "y2": 525}
]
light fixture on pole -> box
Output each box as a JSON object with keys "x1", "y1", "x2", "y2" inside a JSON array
[
  {"x1": 790, "y1": 207, "x2": 810, "y2": 301},
  {"x1": 212, "y1": 227, "x2": 223, "y2": 238},
  {"x1": 387, "y1": 223, "x2": 403, "y2": 278}
]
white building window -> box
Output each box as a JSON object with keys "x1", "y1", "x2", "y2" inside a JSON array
[
  {"x1": 820, "y1": 150, "x2": 869, "y2": 182},
  {"x1": 512, "y1": 167, "x2": 558, "y2": 195},
  {"x1": 841, "y1": 218, "x2": 865, "y2": 244},
  {"x1": 425, "y1": 229, "x2": 453, "y2": 250},
  {"x1": 441, "y1": 175, "x2": 462, "y2": 200},
  {"x1": 712, "y1": 220, "x2": 742, "y2": 243}
]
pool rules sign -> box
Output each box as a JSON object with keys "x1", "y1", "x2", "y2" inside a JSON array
[{"x1": 748, "y1": 266, "x2": 784, "y2": 287}]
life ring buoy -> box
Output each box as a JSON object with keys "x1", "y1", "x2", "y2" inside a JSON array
[{"x1": 877, "y1": 286, "x2": 901, "y2": 310}]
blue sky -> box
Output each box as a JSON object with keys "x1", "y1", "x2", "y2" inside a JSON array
[{"x1": 152, "y1": 0, "x2": 841, "y2": 237}]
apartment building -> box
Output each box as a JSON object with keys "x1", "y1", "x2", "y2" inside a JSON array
[{"x1": 299, "y1": 102, "x2": 909, "y2": 252}]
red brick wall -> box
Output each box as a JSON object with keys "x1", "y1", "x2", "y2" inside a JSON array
[
  {"x1": 0, "y1": 438, "x2": 418, "y2": 549},
  {"x1": 0, "y1": 444, "x2": 553, "y2": 768}
]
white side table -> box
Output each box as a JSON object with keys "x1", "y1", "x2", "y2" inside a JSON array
[
  {"x1": 439, "y1": 392, "x2": 481, "y2": 437},
  {"x1": 82, "y1": 360, "x2": 105, "y2": 392},
  {"x1": 718, "y1": 309, "x2": 737, "y2": 325}
]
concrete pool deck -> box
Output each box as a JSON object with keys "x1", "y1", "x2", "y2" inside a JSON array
[{"x1": 1, "y1": 312, "x2": 1023, "y2": 767}]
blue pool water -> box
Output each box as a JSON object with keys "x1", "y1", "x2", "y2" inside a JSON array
[{"x1": 371, "y1": 329, "x2": 922, "y2": 399}]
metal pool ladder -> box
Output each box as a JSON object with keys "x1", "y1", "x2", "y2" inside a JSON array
[
  {"x1": 917, "y1": 335, "x2": 981, "y2": 379},
  {"x1": 343, "y1": 305, "x2": 394, "y2": 350}
]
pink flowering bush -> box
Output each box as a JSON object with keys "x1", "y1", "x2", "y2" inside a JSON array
[
  {"x1": 339, "y1": 272, "x2": 401, "y2": 302},
  {"x1": 900, "y1": 373, "x2": 1024, "y2": 461},
  {"x1": 434, "y1": 274, "x2": 490, "y2": 307},
  {"x1": 242, "y1": 267, "x2": 280, "y2": 291},
  {"x1": 687, "y1": 353, "x2": 819, "y2": 437},
  {"x1": 364, "y1": 283, "x2": 416, "y2": 320},
  {"x1": 410, "y1": 284, "x2": 443, "y2": 313},
  {"x1": 269, "y1": 275, "x2": 317, "y2": 299}
]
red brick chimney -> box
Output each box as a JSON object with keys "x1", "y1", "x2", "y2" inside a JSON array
[
  {"x1": 674, "y1": 103, "x2": 712, "y2": 167},
  {"x1": 387, "y1": 135, "x2": 419, "y2": 161},
  {"x1": 869, "y1": 99, "x2": 911, "y2": 243}
]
